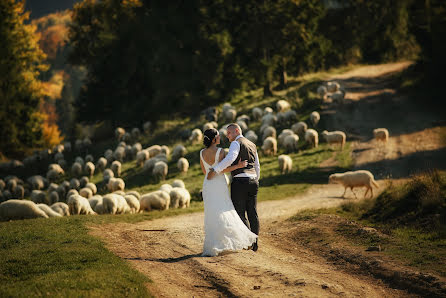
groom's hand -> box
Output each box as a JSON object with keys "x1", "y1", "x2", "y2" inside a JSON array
[{"x1": 207, "y1": 169, "x2": 216, "y2": 180}]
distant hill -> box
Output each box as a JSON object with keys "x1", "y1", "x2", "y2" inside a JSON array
[{"x1": 25, "y1": 0, "x2": 80, "y2": 19}]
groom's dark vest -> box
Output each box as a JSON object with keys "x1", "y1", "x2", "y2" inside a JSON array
[{"x1": 231, "y1": 137, "x2": 257, "y2": 177}]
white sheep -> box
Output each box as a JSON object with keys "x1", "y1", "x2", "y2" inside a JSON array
[
  {"x1": 104, "y1": 149, "x2": 114, "y2": 163},
  {"x1": 276, "y1": 100, "x2": 291, "y2": 112},
  {"x1": 310, "y1": 111, "x2": 320, "y2": 127},
  {"x1": 153, "y1": 161, "x2": 168, "y2": 181},
  {"x1": 27, "y1": 175, "x2": 46, "y2": 190},
  {"x1": 37, "y1": 204, "x2": 62, "y2": 217},
  {"x1": 262, "y1": 137, "x2": 277, "y2": 156},
  {"x1": 305, "y1": 129, "x2": 319, "y2": 148},
  {"x1": 189, "y1": 128, "x2": 203, "y2": 144},
  {"x1": 66, "y1": 189, "x2": 79, "y2": 200},
  {"x1": 48, "y1": 191, "x2": 59, "y2": 204},
  {"x1": 115, "y1": 127, "x2": 125, "y2": 140},
  {"x1": 203, "y1": 121, "x2": 218, "y2": 132},
  {"x1": 224, "y1": 108, "x2": 237, "y2": 122},
  {"x1": 30, "y1": 190, "x2": 49, "y2": 205},
  {"x1": 262, "y1": 126, "x2": 277, "y2": 141},
  {"x1": 327, "y1": 81, "x2": 340, "y2": 92},
  {"x1": 83, "y1": 137, "x2": 92, "y2": 149},
  {"x1": 136, "y1": 150, "x2": 150, "y2": 167},
  {"x1": 131, "y1": 142, "x2": 142, "y2": 158},
  {"x1": 278, "y1": 129, "x2": 295, "y2": 147},
  {"x1": 236, "y1": 120, "x2": 248, "y2": 133},
  {"x1": 321, "y1": 130, "x2": 346, "y2": 150},
  {"x1": 79, "y1": 187, "x2": 93, "y2": 199},
  {"x1": 160, "y1": 184, "x2": 173, "y2": 193},
  {"x1": 84, "y1": 162, "x2": 95, "y2": 178},
  {"x1": 107, "y1": 177, "x2": 125, "y2": 192},
  {"x1": 67, "y1": 194, "x2": 96, "y2": 215},
  {"x1": 264, "y1": 107, "x2": 273, "y2": 114},
  {"x1": 103, "y1": 169, "x2": 114, "y2": 183},
  {"x1": 278, "y1": 155, "x2": 293, "y2": 174},
  {"x1": 329, "y1": 90, "x2": 346, "y2": 103},
  {"x1": 102, "y1": 193, "x2": 129, "y2": 214},
  {"x1": 169, "y1": 187, "x2": 191, "y2": 209},
  {"x1": 126, "y1": 190, "x2": 141, "y2": 200},
  {"x1": 131, "y1": 127, "x2": 141, "y2": 140},
  {"x1": 177, "y1": 157, "x2": 189, "y2": 174},
  {"x1": 147, "y1": 145, "x2": 162, "y2": 158},
  {"x1": 171, "y1": 179, "x2": 185, "y2": 189},
  {"x1": 113, "y1": 146, "x2": 125, "y2": 162},
  {"x1": 85, "y1": 154, "x2": 94, "y2": 163},
  {"x1": 71, "y1": 162, "x2": 83, "y2": 178},
  {"x1": 51, "y1": 202, "x2": 70, "y2": 216},
  {"x1": 283, "y1": 134, "x2": 299, "y2": 153},
  {"x1": 317, "y1": 85, "x2": 328, "y2": 98},
  {"x1": 252, "y1": 107, "x2": 263, "y2": 121},
  {"x1": 172, "y1": 144, "x2": 187, "y2": 161},
  {"x1": 373, "y1": 128, "x2": 389, "y2": 143},
  {"x1": 111, "y1": 160, "x2": 121, "y2": 177},
  {"x1": 75, "y1": 156, "x2": 85, "y2": 167},
  {"x1": 54, "y1": 152, "x2": 64, "y2": 162},
  {"x1": 0, "y1": 200, "x2": 49, "y2": 221},
  {"x1": 261, "y1": 113, "x2": 277, "y2": 127},
  {"x1": 64, "y1": 141, "x2": 71, "y2": 152},
  {"x1": 96, "y1": 157, "x2": 107, "y2": 172},
  {"x1": 124, "y1": 195, "x2": 140, "y2": 213},
  {"x1": 329, "y1": 170, "x2": 379, "y2": 198},
  {"x1": 140, "y1": 190, "x2": 171, "y2": 211},
  {"x1": 291, "y1": 121, "x2": 308, "y2": 136},
  {"x1": 245, "y1": 130, "x2": 258, "y2": 144}
]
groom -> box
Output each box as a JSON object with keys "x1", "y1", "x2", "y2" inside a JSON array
[{"x1": 207, "y1": 123, "x2": 260, "y2": 251}]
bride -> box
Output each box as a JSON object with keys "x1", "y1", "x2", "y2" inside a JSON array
[{"x1": 200, "y1": 128, "x2": 258, "y2": 257}]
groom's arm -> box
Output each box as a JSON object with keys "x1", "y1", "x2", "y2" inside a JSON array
[
  {"x1": 213, "y1": 141, "x2": 240, "y2": 174},
  {"x1": 254, "y1": 151, "x2": 260, "y2": 180}
]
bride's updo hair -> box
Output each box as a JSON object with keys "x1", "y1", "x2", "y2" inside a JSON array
[{"x1": 203, "y1": 128, "x2": 218, "y2": 148}]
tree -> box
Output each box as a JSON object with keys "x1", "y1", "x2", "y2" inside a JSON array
[{"x1": 0, "y1": 0, "x2": 47, "y2": 158}]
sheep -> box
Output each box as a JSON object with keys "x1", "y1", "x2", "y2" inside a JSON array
[
  {"x1": 327, "y1": 81, "x2": 340, "y2": 92},
  {"x1": 328, "y1": 170, "x2": 379, "y2": 198},
  {"x1": 264, "y1": 106, "x2": 273, "y2": 114},
  {"x1": 104, "y1": 149, "x2": 114, "y2": 163},
  {"x1": 67, "y1": 194, "x2": 96, "y2": 215},
  {"x1": 79, "y1": 176, "x2": 89, "y2": 188},
  {"x1": 177, "y1": 157, "x2": 189, "y2": 174},
  {"x1": 261, "y1": 113, "x2": 277, "y2": 127},
  {"x1": 103, "y1": 169, "x2": 114, "y2": 184},
  {"x1": 37, "y1": 204, "x2": 62, "y2": 217},
  {"x1": 139, "y1": 190, "x2": 171, "y2": 211},
  {"x1": 51, "y1": 202, "x2": 70, "y2": 216},
  {"x1": 124, "y1": 145, "x2": 133, "y2": 161},
  {"x1": 147, "y1": 145, "x2": 162, "y2": 157},
  {"x1": 172, "y1": 144, "x2": 187, "y2": 161},
  {"x1": 0, "y1": 200, "x2": 48, "y2": 221},
  {"x1": 30, "y1": 190, "x2": 49, "y2": 205},
  {"x1": 83, "y1": 137, "x2": 92, "y2": 149},
  {"x1": 160, "y1": 184, "x2": 173, "y2": 193},
  {"x1": 102, "y1": 193, "x2": 129, "y2": 214},
  {"x1": 84, "y1": 162, "x2": 95, "y2": 178},
  {"x1": 124, "y1": 195, "x2": 140, "y2": 213},
  {"x1": 66, "y1": 189, "x2": 79, "y2": 200},
  {"x1": 252, "y1": 107, "x2": 263, "y2": 121},
  {"x1": 153, "y1": 161, "x2": 168, "y2": 181},
  {"x1": 203, "y1": 121, "x2": 218, "y2": 132},
  {"x1": 245, "y1": 130, "x2": 258, "y2": 144},
  {"x1": 57, "y1": 159, "x2": 67, "y2": 170},
  {"x1": 79, "y1": 187, "x2": 93, "y2": 199},
  {"x1": 237, "y1": 114, "x2": 250, "y2": 124},
  {"x1": 113, "y1": 146, "x2": 125, "y2": 162},
  {"x1": 321, "y1": 130, "x2": 346, "y2": 150},
  {"x1": 115, "y1": 127, "x2": 125, "y2": 141},
  {"x1": 47, "y1": 168, "x2": 64, "y2": 182},
  {"x1": 48, "y1": 163, "x2": 64, "y2": 175},
  {"x1": 75, "y1": 156, "x2": 85, "y2": 167},
  {"x1": 262, "y1": 137, "x2": 277, "y2": 156},
  {"x1": 107, "y1": 177, "x2": 125, "y2": 192},
  {"x1": 11, "y1": 184, "x2": 25, "y2": 199},
  {"x1": 224, "y1": 108, "x2": 237, "y2": 122},
  {"x1": 283, "y1": 134, "x2": 299, "y2": 153},
  {"x1": 54, "y1": 152, "x2": 64, "y2": 162},
  {"x1": 136, "y1": 150, "x2": 150, "y2": 167},
  {"x1": 111, "y1": 161, "x2": 121, "y2": 177},
  {"x1": 291, "y1": 122, "x2": 308, "y2": 136},
  {"x1": 276, "y1": 100, "x2": 291, "y2": 112},
  {"x1": 143, "y1": 121, "x2": 151, "y2": 134},
  {"x1": 161, "y1": 145, "x2": 170, "y2": 157},
  {"x1": 278, "y1": 110, "x2": 297, "y2": 124},
  {"x1": 0, "y1": 179, "x2": 5, "y2": 191},
  {"x1": 222, "y1": 102, "x2": 233, "y2": 112},
  {"x1": 56, "y1": 184, "x2": 67, "y2": 201},
  {"x1": 278, "y1": 155, "x2": 293, "y2": 174},
  {"x1": 85, "y1": 182, "x2": 97, "y2": 195},
  {"x1": 88, "y1": 195, "x2": 103, "y2": 210},
  {"x1": 189, "y1": 128, "x2": 203, "y2": 144},
  {"x1": 48, "y1": 191, "x2": 59, "y2": 204},
  {"x1": 329, "y1": 90, "x2": 346, "y2": 103},
  {"x1": 171, "y1": 179, "x2": 186, "y2": 189},
  {"x1": 305, "y1": 129, "x2": 319, "y2": 148},
  {"x1": 317, "y1": 85, "x2": 328, "y2": 98},
  {"x1": 131, "y1": 127, "x2": 141, "y2": 140},
  {"x1": 262, "y1": 126, "x2": 277, "y2": 141},
  {"x1": 236, "y1": 120, "x2": 248, "y2": 133},
  {"x1": 27, "y1": 175, "x2": 46, "y2": 190},
  {"x1": 310, "y1": 111, "x2": 320, "y2": 127},
  {"x1": 169, "y1": 187, "x2": 191, "y2": 209},
  {"x1": 75, "y1": 139, "x2": 83, "y2": 152},
  {"x1": 143, "y1": 153, "x2": 167, "y2": 173},
  {"x1": 373, "y1": 128, "x2": 389, "y2": 143},
  {"x1": 278, "y1": 129, "x2": 295, "y2": 147},
  {"x1": 96, "y1": 157, "x2": 107, "y2": 172},
  {"x1": 126, "y1": 190, "x2": 141, "y2": 200},
  {"x1": 71, "y1": 162, "x2": 83, "y2": 178},
  {"x1": 85, "y1": 154, "x2": 94, "y2": 163},
  {"x1": 130, "y1": 142, "x2": 142, "y2": 158}
]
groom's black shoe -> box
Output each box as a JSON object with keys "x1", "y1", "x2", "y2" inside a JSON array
[{"x1": 252, "y1": 240, "x2": 258, "y2": 252}]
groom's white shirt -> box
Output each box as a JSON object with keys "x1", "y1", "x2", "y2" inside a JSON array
[{"x1": 214, "y1": 134, "x2": 260, "y2": 179}]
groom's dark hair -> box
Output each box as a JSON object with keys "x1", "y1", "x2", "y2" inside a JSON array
[{"x1": 203, "y1": 128, "x2": 218, "y2": 148}]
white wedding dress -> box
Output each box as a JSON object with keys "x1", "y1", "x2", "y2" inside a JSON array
[{"x1": 200, "y1": 148, "x2": 258, "y2": 257}]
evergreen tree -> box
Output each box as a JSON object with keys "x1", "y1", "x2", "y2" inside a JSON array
[{"x1": 0, "y1": 0, "x2": 47, "y2": 158}]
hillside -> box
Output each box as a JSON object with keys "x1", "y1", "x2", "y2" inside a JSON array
[{"x1": 25, "y1": 0, "x2": 80, "y2": 19}]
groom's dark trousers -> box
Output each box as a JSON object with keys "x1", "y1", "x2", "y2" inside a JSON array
[{"x1": 231, "y1": 177, "x2": 259, "y2": 235}]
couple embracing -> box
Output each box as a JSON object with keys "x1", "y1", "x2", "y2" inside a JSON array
[{"x1": 199, "y1": 123, "x2": 260, "y2": 257}]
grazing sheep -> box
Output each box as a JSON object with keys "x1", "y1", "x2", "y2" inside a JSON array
[
  {"x1": 160, "y1": 184, "x2": 173, "y2": 193},
  {"x1": 189, "y1": 128, "x2": 203, "y2": 144},
  {"x1": 84, "y1": 162, "x2": 95, "y2": 178},
  {"x1": 147, "y1": 145, "x2": 162, "y2": 158},
  {"x1": 47, "y1": 168, "x2": 64, "y2": 182},
  {"x1": 317, "y1": 85, "x2": 328, "y2": 98},
  {"x1": 327, "y1": 81, "x2": 340, "y2": 92},
  {"x1": 252, "y1": 107, "x2": 263, "y2": 121},
  {"x1": 27, "y1": 175, "x2": 46, "y2": 190},
  {"x1": 261, "y1": 113, "x2": 277, "y2": 127},
  {"x1": 143, "y1": 153, "x2": 167, "y2": 173},
  {"x1": 51, "y1": 202, "x2": 70, "y2": 216},
  {"x1": 329, "y1": 170, "x2": 379, "y2": 198},
  {"x1": 291, "y1": 122, "x2": 308, "y2": 136},
  {"x1": 321, "y1": 130, "x2": 346, "y2": 150},
  {"x1": 262, "y1": 126, "x2": 277, "y2": 141},
  {"x1": 171, "y1": 179, "x2": 185, "y2": 189},
  {"x1": 278, "y1": 129, "x2": 295, "y2": 147},
  {"x1": 67, "y1": 194, "x2": 96, "y2": 215},
  {"x1": 103, "y1": 169, "x2": 114, "y2": 184},
  {"x1": 153, "y1": 161, "x2": 168, "y2": 181},
  {"x1": 160, "y1": 145, "x2": 170, "y2": 157},
  {"x1": 79, "y1": 176, "x2": 89, "y2": 188},
  {"x1": 282, "y1": 110, "x2": 297, "y2": 124},
  {"x1": 71, "y1": 162, "x2": 83, "y2": 178},
  {"x1": 126, "y1": 190, "x2": 141, "y2": 200},
  {"x1": 0, "y1": 179, "x2": 5, "y2": 191},
  {"x1": 96, "y1": 157, "x2": 107, "y2": 172},
  {"x1": 131, "y1": 127, "x2": 141, "y2": 140},
  {"x1": 278, "y1": 155, "x2": 293, "y2": 174},
  {"x1": 102, "y1": 193, "x2": 129, "y2": 214},
  {"x1": 104, "y1": 149, "x2": 114, "y2": 163},
  {"x1": 124, "y1": 145, "x2": 133, "y2": 161},
  {"x1": 124, "y1": 195, "x2": 140, "y2": 213},
  {"x1": 111, "y1": 161, "x2": 122, "y2": 177},
  {"x1": 115, "y1": 127, "x2": 125, "y2": 141},
  {"x1": 75, "y1": 139, "x2": 83, "y2": 152},
  {"x1": 75, "y1": 156, "x2": 85, "y2": 167},
  {"x1": 203, "y1": 121, "x2": 218, "y2": 132},
  {"x1": 283, "y1": 134, "x2": 299, "y2": 153},
  {"x1": 66, "y1": 189, "x2": 79, "y2": 200},
  {"x1": 329, "y1": 90, "x2": 346, "y2": 103},
  {"x1": 305, "y1": 129, "x2": 319, "y2": 148},
  {"x1": 79, "y1": 187, "x2": 93, "y2": 199},
  {"x1": 139, "y1": 191, "x2": 171, "y2": 211},
  {"x1": 88, "y1": 195, "x2": 103, "y2": 211},
  {"x1": 85, "y1": 155, "x2": 94, "y2": 164},
  {"x1": 107, "y1": 177, "x2": 125, "y2": 192},
  {"x1": 136, "y1": 150, "x2": 150, "y2": 167},
  {"x1": 30, "y1": 190, "x2": 49, "y2": 205},
  {"x1": 276, "y1": 100, "x2": 291, "y2": 112},
  {"x1": 262, "y1": 137, "x2": 277, "y2": 156},
  {"x1": 169, "y1": 187, "x2": 191, "y2": 209},
  {"x1": 245, "y1": 130, "x2": 258, "y2": 144},
  {"x1": 48, "y1": 191, "x2": 59, "y2": 204},
  {"x1": 236, "y1": 120, "x2": 248, "y2": 133},
  {"x1": 0, "y1": 200, "x2": 48, "y2": 221},
  {"x1": 373, "y1": 128, "x2": 389, "y2": 143},
  {"x1": 177, "y1": 157, "x2": 189, "y2": 174},
  {"x1": 264, "y1": 107, "x2": 273, "y2": 114},
  {"x1": 113, "y1": 146, "x2": 125, "y2": 162},
  {"x1": 11, "y1": 184, "x2": 25, "y2": 199},
  {"x1": 172, "y1": 144, "x2": 187, "y2": 161},
  {"x1": 57, "y1": 159, "x2": 67, "y2": 170},
  {"x1": 85, "y1": 182, "x2": 97, "y2": 195},
  {"x1": 37, "y1": 204, "x2": 62, "y2": 217},
  {"x1": 310, "y1": 111, "x2": 320, "y2": 127},
  {"x1": 64, "y1": 141, "x2": 71, "y2": 152},
  {"x1": 237, "y1": 114, "x2": 250, "y2": 124},
  {"x1": 83, "y1": 137, "x2": 92, "y2": 149},
  {"x1": 224, "y1": 108, "x2": 237, "y2": 122},
  {"x1": 54, "y1": 152, "x2": 64, "y2": 162},
  {"x1": 143, "y1": 121, "x2": 151, "y2": 134}
]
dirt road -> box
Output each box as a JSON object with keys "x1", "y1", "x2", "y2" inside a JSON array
[{"x1": 90, "y1": 62, "x2": 445, "y2": 297}]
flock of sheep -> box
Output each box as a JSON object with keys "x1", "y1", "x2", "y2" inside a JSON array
[{"x1": 0, "y1": 80, "x2": 390, "y2": 221}]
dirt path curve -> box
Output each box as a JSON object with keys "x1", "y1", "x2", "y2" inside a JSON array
[{"x1": 90, "y1": 182, "x2": 409, "y2": 298}]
